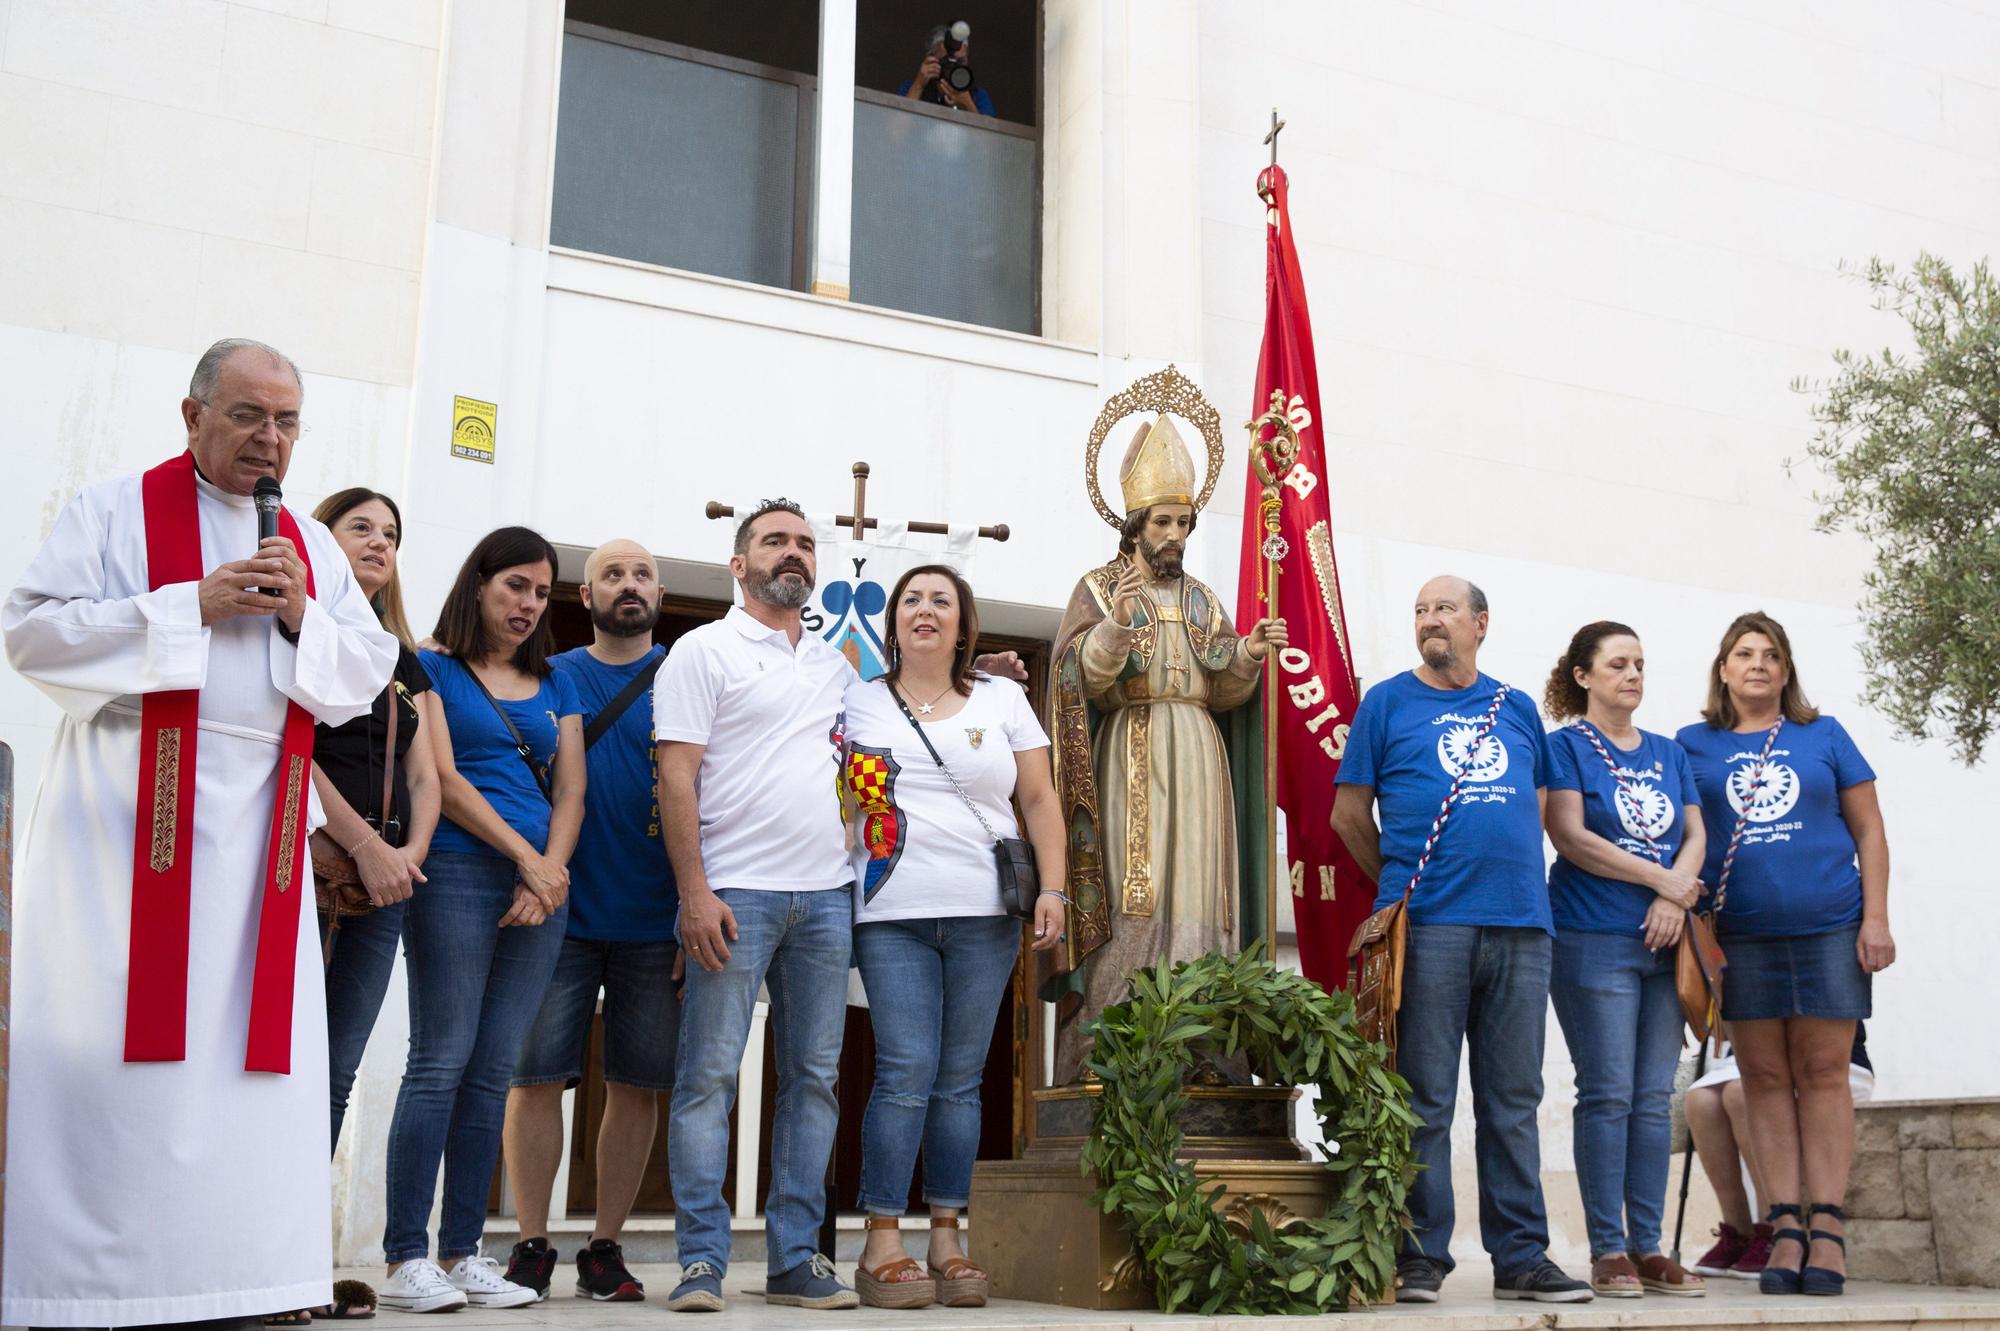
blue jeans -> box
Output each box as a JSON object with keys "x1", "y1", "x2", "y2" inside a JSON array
[
  {"x1": 669, "y1": 888, "x2": 851, "y2": 1276},
  {"x1": 1550, "y1": 929, "x2": 1685, "y2": 1258},
  {"x1": 853, "y1": 915, "x2": 1020, "y2": 1213},
  {"x1": 322, "y1": 900, "x2": 407, "y2": 1152},
  {"x1": 1398, "y1": 924, "x2": 1553, "y2": 1277},
  {"x1": 513, "y1": 936, "x2": 681, "y2": 1091},
  {"x1": 383, "y1": 851, "x2": 567, "y2": 1263}
]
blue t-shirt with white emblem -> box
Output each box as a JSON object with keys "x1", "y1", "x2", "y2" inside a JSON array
[
  {"x1": 1546, "y1": 725, "x2": 1702, "y2": 938},
  {"x1": 1675, "y1": 716, "x2": 1876, "y2": 938},
  {"x1": 422, "y1": 649, "x2": 581, "y2": 859},
  {"x1": 552, "y1": 646, "x2": 678, "y2": 942},
  {"x1": 1339, "y1": 670, "x2": 1554, "y2": 932}
]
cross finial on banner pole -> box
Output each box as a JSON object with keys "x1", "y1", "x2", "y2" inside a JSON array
[{"x1": 1263, "y1": 107, "x2": 1285, "y2": 170}]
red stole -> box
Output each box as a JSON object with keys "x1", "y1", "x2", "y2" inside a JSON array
[{"x1": 127, "y1": 450, "x2": 317, "y2": 1073}]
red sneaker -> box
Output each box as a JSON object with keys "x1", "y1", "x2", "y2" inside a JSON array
[
  {"x1": 1729, "y1": 1224, "x2": 1776, "y2": 1278},
  {"x1": 1692, "y1": 1223, "x2": 1750, "y2": 1277}
]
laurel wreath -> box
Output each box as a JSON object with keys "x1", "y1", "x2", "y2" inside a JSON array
[{"x1": 1078, "y1": 945, "x2": 1420, "y2": 1315}]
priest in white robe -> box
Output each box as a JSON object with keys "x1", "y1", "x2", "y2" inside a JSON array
[{"x1": 2, "y1": 339, "x2": 398, "y2": 1328}]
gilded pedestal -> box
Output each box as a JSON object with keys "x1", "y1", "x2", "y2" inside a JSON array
[{"x1": 970, "y1": 1082, "x2": 1338, "y2": 1310}]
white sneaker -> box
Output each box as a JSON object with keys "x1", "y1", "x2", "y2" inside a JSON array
[
  {"x1": 379, "y1": 1258, "x2": 470, "y2": 1313},
  {"x1": 449, "y1": 1253, "x2": 542, "y2": 1308}
]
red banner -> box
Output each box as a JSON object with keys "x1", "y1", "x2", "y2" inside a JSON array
[{"x1": 1235, "y1": 163, "x2": 1366, "y2": 991}]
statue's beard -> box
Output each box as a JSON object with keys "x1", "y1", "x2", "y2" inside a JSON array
[{"x1": 1139, "y1": 537, "x2": 1185, "y2": 581}]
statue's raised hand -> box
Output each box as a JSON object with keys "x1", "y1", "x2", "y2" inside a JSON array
[{"x1": 1110, "y1": 558, "x2": 1149, "y2": 627}]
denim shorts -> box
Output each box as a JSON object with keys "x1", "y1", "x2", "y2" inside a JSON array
[
  {"x1": 1720, "y1": 924, "x2": 1871, "y2": 1022},
  {"x1": 512, "y1": 935, "x2": 681, "y2": 1091}
]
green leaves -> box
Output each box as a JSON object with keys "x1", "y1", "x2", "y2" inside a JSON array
[
  {"x1": 1797, "y1": 254, "x2": 2000, "y2": 765},
  {"x1": 1084, "y1": 947, "x2": 1416, "y2": 1315}
]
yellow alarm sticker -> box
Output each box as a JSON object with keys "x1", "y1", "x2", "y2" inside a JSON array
[{"x1": 451, "y1": 395, "x2": 497, "y2": 464}]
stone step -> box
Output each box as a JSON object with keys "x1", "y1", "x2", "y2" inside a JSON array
[{"x1": 336, "y1": 1264, "x2": 2000, "y2": 1328}]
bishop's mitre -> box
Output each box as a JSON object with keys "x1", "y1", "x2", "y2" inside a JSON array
[{"x1": 1117, "y1": 413, "x2": 1198, "y2": 514}]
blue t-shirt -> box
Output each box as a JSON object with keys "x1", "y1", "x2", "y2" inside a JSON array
[
  {"x1": 1675, "y1": 716, "x2": 1876, "y2": 938},
  {"x1": 422, "y1": 650, "x2": 581, "y2": 859},
  {"x1": 552, "y1": 646, "x2": 677, "y2": 942},
  {"x1": 1546, "y1": 725, "x2": 1702, "y2": 937},
  {"x1": 1340, "y1": 670, "x2": 1554, "y2": 932}
]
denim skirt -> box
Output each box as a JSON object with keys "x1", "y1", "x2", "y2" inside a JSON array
[{"x1": 1720, "y1": 924, "x2": 1871, "y2": 1021}]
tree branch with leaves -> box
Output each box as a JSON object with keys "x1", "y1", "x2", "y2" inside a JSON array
[{"x1": 1794, "y1": 253, "x2": 2000, "y2": 765}]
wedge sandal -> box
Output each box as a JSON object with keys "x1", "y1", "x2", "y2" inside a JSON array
[
  {"x1": 928, "y1": 1216, "x2": 990, "y2": 1308},
  {"x1": 855, "y1": 1215, "x2": 936, "y2": 1310},
  {"x1": 1632, "y1": 1252, "x2": 1705, "y2": 1297}
]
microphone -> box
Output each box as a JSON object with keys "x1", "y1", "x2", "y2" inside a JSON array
[{"x1": 253, "y1": 476, "x2": 283, "y2": 596}]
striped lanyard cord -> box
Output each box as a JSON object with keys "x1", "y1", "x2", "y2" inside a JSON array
[
  {"x1": 1569, "y1": 720, "x2": 1666, "y2": 865},
  {"x1": 1712, "y1": 717, "x2": 1785, "y2": 915},
  {"x1": 1401, "y1": 684, "x2": 1512, "y2": 901}
]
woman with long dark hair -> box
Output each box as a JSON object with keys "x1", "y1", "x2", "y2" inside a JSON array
[
  {"x1": 1541, "y1": 621, "x2": 1706, "y2": 1298},
  {"x1": 378, "y1": 527, "x2": 585, "y2": 1313},
  {"x1": 1677, "y1": 612, "x2": 1893, "y2": 1299},
  {"x1": 841, "y1": 565, "x2": 1065, "y2": 1310}
]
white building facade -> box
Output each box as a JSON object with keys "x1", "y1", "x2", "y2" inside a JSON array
[{"x1": 3, "y1": 0, "x2": 1996, "y2": 1269}]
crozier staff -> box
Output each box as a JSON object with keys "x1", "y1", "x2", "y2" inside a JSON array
[
  {"x1": 1676, "y1": 612, "x2": 1892, "y2": 1299},
  {"x1": 1, "y1": 338, "x2": 397, "y2": 1329}
]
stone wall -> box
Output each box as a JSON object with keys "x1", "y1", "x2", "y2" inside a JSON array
[{"x1": 1850, "y1": 1099, "x2": 2000, "y2": 1287}]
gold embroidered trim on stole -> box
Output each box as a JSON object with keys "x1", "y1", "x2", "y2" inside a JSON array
[
  {"x1": 1121, "y1": 704, "x2": 1154, "y2": 916},
  {"x1": 276, "y1": 755, "x2": 306, "y2": 891},
  {"x1": 149, "y1": 727, "x2": 183, "y2": 872}
]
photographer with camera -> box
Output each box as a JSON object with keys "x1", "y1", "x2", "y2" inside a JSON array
[{"x1": 901, "y1": 20, "x2": 995, "y2": 116}]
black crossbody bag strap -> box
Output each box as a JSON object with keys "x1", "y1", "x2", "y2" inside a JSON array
[
  {"x1": 887, "y1": 681, "x2": 1039, "y2": 920},
  {"x1": 461, "y1": 658, "x2": 554, "y2": 804},
  {"x1": 888, "y1": 684, "x2": 1003, "y2": 843},
  {"x1": 584, "y1": 646, "x2": 664, "y2": 751}
]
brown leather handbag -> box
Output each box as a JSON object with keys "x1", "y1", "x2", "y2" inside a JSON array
[
  {"x1": 1346, "y1": 685, "x2": 1512, "y2": 1069},
  {"x1": 1348, "y1": 892, "x2": 1411, "y2": 1061},
  {"x1": 312, "y1": 683, "x2": 401, "y2": 950},
  {"x1": 1675, "y1": 911, "x2": 1726, "y2": 1048},
  {"x1": 1676, "y1": 718, "x2": 1784, "y2": 1049}
]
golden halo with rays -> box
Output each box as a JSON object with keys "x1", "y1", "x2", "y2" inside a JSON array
[{"x1": 1083, "y1": 364, "x2": 1228, "y2": 530}]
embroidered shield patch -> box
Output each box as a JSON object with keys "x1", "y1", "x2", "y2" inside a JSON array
[{"x1": 844, "y1": 743, "x2": 904, "y2": 900}]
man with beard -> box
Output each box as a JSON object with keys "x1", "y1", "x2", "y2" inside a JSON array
[
  {"x1": 1331, "y1": 576, "x2": 1589, "y2": 1305},
  {"x1": 499, "y1": 539, "x2": 675, "y2": 1303},
  {"x1": 652, "y1": 499, "x2": 862, "y2": 1313},
  {"x1": 1043, "y1": 414, "x2": 1286, "y2": 1083}
]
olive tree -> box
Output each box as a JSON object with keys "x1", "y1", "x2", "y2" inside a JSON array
[{"x1": 1795, "y1": 254, "x2": 2000, "y2": 764}]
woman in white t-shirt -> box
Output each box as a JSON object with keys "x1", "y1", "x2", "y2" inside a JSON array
[{"x1": 843, "y1": 565, "x2": 1066, "y2": 1311}]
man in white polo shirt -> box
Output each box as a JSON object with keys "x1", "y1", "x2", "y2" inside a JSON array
[{"x1": 652, "y1": 498, "x2": 860, "y2": 1313}]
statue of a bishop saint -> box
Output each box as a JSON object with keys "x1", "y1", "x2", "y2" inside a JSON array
[{"x1": 1041, "y1": 405, "x2": 1287, "y2": 1082}]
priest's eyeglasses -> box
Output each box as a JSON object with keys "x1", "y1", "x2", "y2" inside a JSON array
[{"x1": 203, "y1": 402, "x2": 308, "y2": 437}]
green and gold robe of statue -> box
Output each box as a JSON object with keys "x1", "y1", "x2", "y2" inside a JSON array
[{"x1": 1040, "y1": 556, "x2": 1269, "y2": 1082}]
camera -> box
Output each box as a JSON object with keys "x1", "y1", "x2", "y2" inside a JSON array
[{"x1": 931, "y1": 19, "x2": 975, "y2": 96}]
